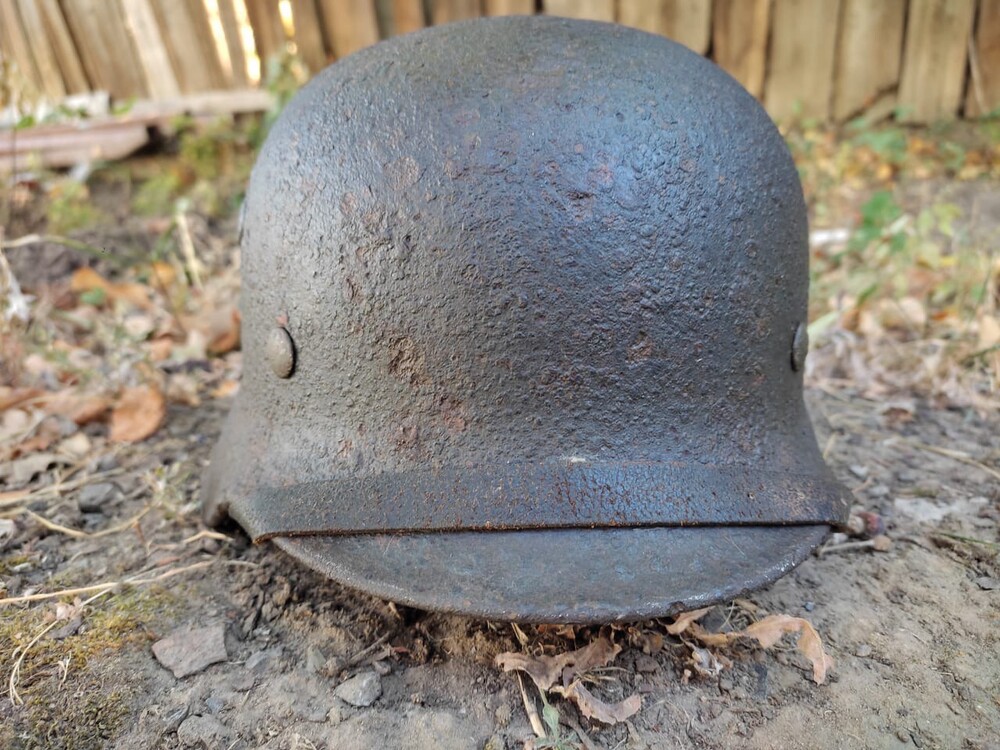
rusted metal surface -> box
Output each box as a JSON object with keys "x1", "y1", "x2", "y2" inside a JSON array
[{"x1": 202, "y1": 16, "x2": 850, "y2": 622}]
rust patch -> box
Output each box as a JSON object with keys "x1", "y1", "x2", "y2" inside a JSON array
[
  {"x1": 439, "y1": 396, "x2": 468, "y2": 432},
  {"x1": 627, "y1": 332, "x2": 653, "y2": 364},
  {"x1": 385, "y1": 156, "x2": 420, "y2": 191},
  {"x1": 388, "y1": 336, "x2": 428, "y2": 386}
]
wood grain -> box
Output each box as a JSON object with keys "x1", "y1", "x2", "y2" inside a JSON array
[
  {"x1": 764, "y1": 0, "x2": 841, "y2": 120},
  {"x1": 542, "y1": 0, "x2": 614, "y2": 23},
  {"x1": 120, "y1": 0, "x2": 181, "y2": 99},
  {"x1": 620, "y1": 0, "x2": 712, "y2": 54},
  {"x1": 318, "y1": 0, "x2": 380, "y2": 58},
  {"x1": 832, "y1": 0, "x2": 906, "y2": 122},
  {"x1": 966, "y1": 0, "x2": 1000, "y2": 117},
  {"x1": 60, "y1": 0, "x2": 149, "y2": 99},
  {"x1": 898, "y1": 0, "x2": 975, "y2": 123},
  {"x1": 711, "y1": 0, "x2": 770, "y2": 99}
]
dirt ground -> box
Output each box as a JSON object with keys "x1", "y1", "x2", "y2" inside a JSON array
[{"x1": 1, "y1": 129, "x2": 999, "y2": 749}]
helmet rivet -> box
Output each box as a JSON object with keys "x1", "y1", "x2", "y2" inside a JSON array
[
  {"x1": 791, "y1": 323, "x2": 808, "y2": 372},
  {"x1": 267, "y1": 327, "x2": 296, "y2": 378}
]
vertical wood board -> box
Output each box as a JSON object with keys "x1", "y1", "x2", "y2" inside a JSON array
[
  {"x1": 966, "y1": 0, "x2": 1000, "y2": 117},
  {"x1": 318, "y1": 0, "x2": 380, "y2": 58},
  {"x1": 15, "y1": 0, "x2": 68, "y2": 98},
  {"x1": 543, "y1": 0, "x2": 614, "y2": 23},
  {"x1": 764, "y1": 0, "x2": 841, "y2": 120},
  {"x1": 898, "y1": 0, "x2": 975, "y2": 123},
  {"x1": 711, "y1": 0, "x2": 770, "y2": 98},
  {"x1": 60, "y1": 0, "x2": 149, "y2": 98},
  {"x1": 832, "y1": 0, "x2": 906, "y2": 121},
  {"x1": 217, "y1": 0, "x2": 251, "y2": 86},
  {"x1": 121, "y1": 0, "x2": 182, "y2": 98}
]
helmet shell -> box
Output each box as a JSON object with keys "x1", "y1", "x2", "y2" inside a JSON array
[{"x1": 203, "y1": 16, "x2": 849, "y2": 622}]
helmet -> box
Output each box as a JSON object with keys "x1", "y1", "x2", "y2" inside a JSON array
[{"x1": 202, "y1": 16, "x2": 849, "y2": 622}]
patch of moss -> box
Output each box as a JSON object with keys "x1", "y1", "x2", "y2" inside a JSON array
[{"x1": 1, "y1": 586, "x2": 181, "y2": 747}]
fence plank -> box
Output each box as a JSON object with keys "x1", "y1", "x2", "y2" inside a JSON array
[
  {"x1": 620, "y1": 0, "x2": 711, "y2": 54},
  {"x1": 16, "y1": 0, "x2": 68, "y2": 99},
  {"x1": 430, "y1": 0, "x2": 481, "y2": 24},
  {"x1": 150, "y1": 0, "x2": 228, "y2": 93},
  {"x1": 36, "y1": 0, "x2": 89, "y2": 93},
  {"x1": 966, "y1": 0, "x2": 1000, "y2": 118},
  {"x1": 121, "y1": 0, "x2": 182, "y2": 99},
  {"x1": 711, "y1": 0, "x2": 770, "y2": 99},
  {"x1": 318, "y1": 0, "x2": 380, "y2": 58},
  {"x1": 898, "y1": 0, "x2": 975, "y2": 123},
  {"x1": 832, "y1": 0, "x2": 905, "y2": 122},
  {"x1": 60, "y1": 0, "x2": 150, "y2": 99},
  {"x1": 290, "y1": 0, "x2": 328, "y2": 71},
  {"x1": 543, "y1": 0, "x2": 614, "y2": 23},
  {"x1": 0, "y1": 1, "x2": 43, "y2": 99},
  {"x1": 244, "y1": 0, "x2": 288, "y2": 64},
  {"x1": 764, "y1": 0, "x2": 841, "y2": 120},
  {"x1": 217, "y1": 0, "x2": 251, "y2": 86},
  {"x1": 484, "y1": 0, "x2": 534, "y2": 14},
  {"x1": 377, "y1": 0, "x2": 425, "y2": 36}
]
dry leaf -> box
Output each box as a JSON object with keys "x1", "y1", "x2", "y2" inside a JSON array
[
  {"x1": 109, "y1": 385, "x2": 166, "y2": 442},
  {"x1": 0, "y1": 386, "x2": 43, "y2": 412},
  {"x1": 666, "y1": 606, "x2": 712, "y2": 635},
  {"x1": 70, "y1": 267, "x2": 153, "y2": 310},
  {"x1": 207, "y1": 308, "x2": 241, "y2": 355},
  {"x1": 557, "y1": 681, "x2": 641, "y2": 725},
  {"x1": 687, "y1": 614, "x2": 834, "y2": 685},
  {"x1": 211, "y1": 380, "x2": 240, "y2": 399},
  {"x1": 45, "y1": 390, "x2": 111, "y2": 426},
  {"x1": 496, "y1": 637, "x2": 621, "y2": 692}
]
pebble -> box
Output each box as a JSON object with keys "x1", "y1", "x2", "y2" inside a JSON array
[
  {"x1": 334, "y1": 671, "x2": 382, "y2": 707},
  {"x1": 305, "y1": 645, "x2": 326, "y2": 673},
  {"x1": 77, "y1": 482, "x2": 120, "y2": 513},
  {"x1": 153, "y1": 624, "x2": 229, "y2": 679},
  {"x1": 855, "y1": 644, "x2": 873, "y2": 658},
  {"x1": 974, "y1": 576, "x2": 999, "y2": 591},
  {"x1": 245, "y1": 646, "x2": 284, "y2": 675},
  {"x1": 718, "y1": 677, "x2": 734, "y2": 692},
  {"x1": 176, "y1": 714, "x2": 232, "y2": 748}
]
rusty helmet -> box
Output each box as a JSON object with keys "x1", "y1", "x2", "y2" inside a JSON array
[{"x1": 202, "y1": 16, "x2": 849, "y2": 622}]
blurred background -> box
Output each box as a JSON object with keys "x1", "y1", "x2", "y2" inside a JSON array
[{"x1": 0, "y1": 0, "x2": 997, "y2": 132}]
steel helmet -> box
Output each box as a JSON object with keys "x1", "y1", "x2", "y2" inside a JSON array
[{"x1": 202, "y1": 16, "x2": 849, "y2": 622}]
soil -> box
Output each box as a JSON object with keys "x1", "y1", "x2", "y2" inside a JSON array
[{"x1": 2, "y1": 173, "x2": 999, "y2": 749}]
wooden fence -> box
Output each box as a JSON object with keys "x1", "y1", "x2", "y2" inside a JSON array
[{"x1": 1, "y1": 0, "x2": 998, "y2": 124}]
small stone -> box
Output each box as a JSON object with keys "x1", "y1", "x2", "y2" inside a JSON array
[
  {"x1": 484, "y1": 733, "x2": 506, "y2": 750},
  {"x1": 163, "y1": 704, "x2": 189, "y2": 733},
  {"x1": 327, "y1": 702, "x2": 344, "y2": 725},
  {"x1": 305, "y1": 645, "x2": 326, "y2": 673},
  {"x1": 176, "y1": 714, "x2": 231, "y2": 748},
  {"x1": 855, "y1": 644, "x2": 873, "y2": 658},
  {"x1": 77, "y1": 482, "x2": 120, "y2": 513},
  {"x1": 153, "y1": 624, "x2": 228, "y2": 679},
  {"x1": 334, "y1": 671, "x2": 382, "y2": 707},
  {"x1": 245, "y1": 646, "x2": 283, "y2": 675},
  {"x1": 635, "y1": 654, "x2": 658, "y2": 673},
  {"x1": 974, "y1": 576, "x2": 1000, "y2": 591},
  {"x1": 718, "y1": 677, "x2": 734, "y2": 692},
  {"x1": 896, "y1": 728, "x2": 911, "y2": 743},
  {"x1": 803, "y1": 601, "x2": 815, "y2": 612},
  {"x1": 849, "y1": 464, "x2": 869, "y2": 479}
]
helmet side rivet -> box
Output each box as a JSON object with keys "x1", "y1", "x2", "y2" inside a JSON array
[
  {"x1": 791, "y1": 323, "x2": 808, "y2": 372},
  {"x1": 267, "y1": 327, "x2": 296, "y2": 378}
]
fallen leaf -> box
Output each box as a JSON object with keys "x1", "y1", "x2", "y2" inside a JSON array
[
  {"x1": 666, "y1": 606, "x2": 712, "y2": 635},
  {"x1": 496, "y1": 637, "x2": 621, "y2": 692},
  {"x1": 70, "y1": 267, "x2": 153, "y2": 310},
  {"x1": 0, "y1": 489, "x2": 31, "y2": 508},
  {"x1": 109, "y1": 385, "x2": 166, "y2": 442},
  {"x1": 687, "y1": 614, "x2": 834, "y2": 685},
  {"x1": 45, "y1": 390, "x2": 111, "y2": 425},
  {"x1": 207, "y1": 308, "x2": 241, "y2": 355},
  {"x1": 557, "y1": 681, "x2": 641, "y2": 725},
  {"x1": 0, "y1": 386, "x2": 43, "y2": 412},
  {"x1": 166, "y1": 374, "x2": 201, "y2": 407},
  {"x1": 211, "y1": 380, "x2": 239, "y2": 399}
]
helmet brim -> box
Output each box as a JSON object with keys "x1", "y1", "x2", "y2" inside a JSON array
[{"x1": 273, "y1": 524, "x2": 829, "y2": 623}]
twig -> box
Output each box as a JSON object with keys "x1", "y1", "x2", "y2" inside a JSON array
[
  {"x1": 22, "y1": 504, "x2": 152, "y2": 539},
  {"x1": 174, "y1": 209, "x2": 203, "y2": 289},
  {"x1": 181, "y1": 529, "x2": 231, "y2": 545},
  {"x1": 931, "y1": 532, "x2": 999, "y2": 549},
  {"x1": 0, "y1": 559, "x2": 216, "y2": 606},
  {"x1": 0, "y1": 467, "x2": 126, "y2": 511},
  {"x1": 342, "y1": 632, "x2": 393, "y2": 669},
  {"x1": 904, "y1": 439, "x2": 1000, "y2": 482},
  {"x1": 0, "y1": 233, "x2": 110, "y2": 260},
  {"x1": 8, "y1": 620, "x2": 60, "y2": 705},
  {"x1": 562, "y1": 713, "x2": 598, "y2": 750},
  {"x1": 517, "y1": 673, "x2": 546, "y2": 738}
]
